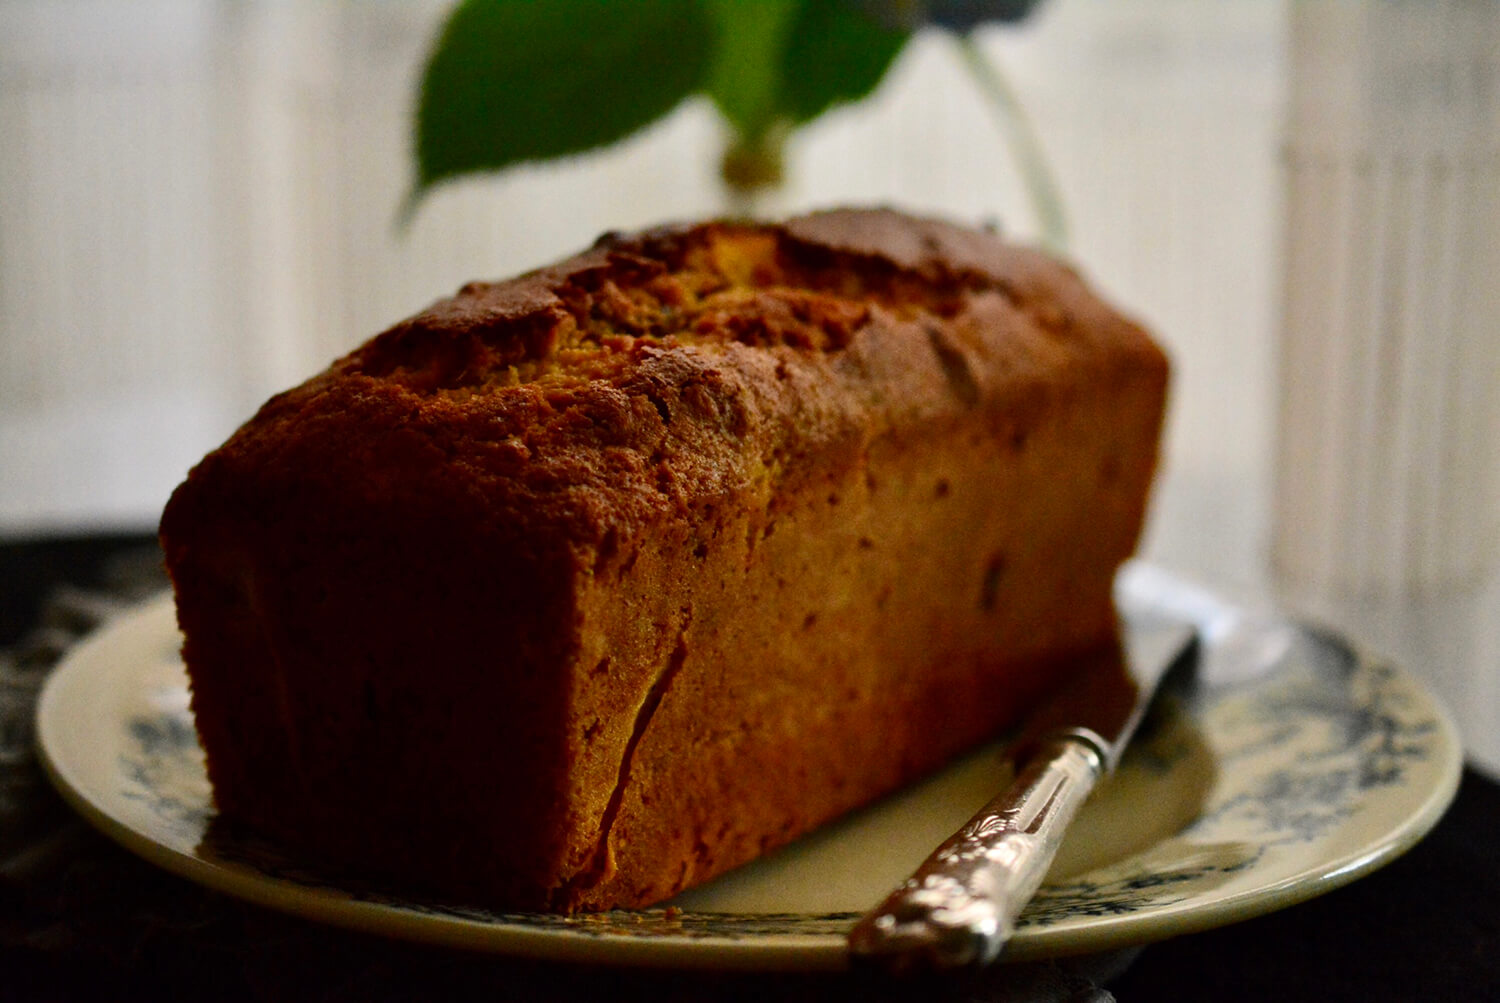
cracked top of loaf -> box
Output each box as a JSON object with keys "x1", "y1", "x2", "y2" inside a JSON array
[{"x1": 169, "y1": 207, "x2": 1160, "y2": 560}]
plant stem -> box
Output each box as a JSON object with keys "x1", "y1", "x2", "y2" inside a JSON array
[
  {"x1": 720, "y1": 123, "x2": 787, "y2": 221},
  {"x1": 956, "y1": 36, "x2": 1068, "y2": 253},
  {"x1": 724, "y1": 184, "x2": 764, "y2": 221}
]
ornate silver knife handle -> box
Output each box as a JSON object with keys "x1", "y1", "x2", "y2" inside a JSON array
[{"x1": 847, "y1": 728, "x2": 1108, "y2": 972}]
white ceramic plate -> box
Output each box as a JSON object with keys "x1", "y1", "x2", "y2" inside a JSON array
[{"x1": 35, "y1": 566, "x2": 1461, "y2": 971}]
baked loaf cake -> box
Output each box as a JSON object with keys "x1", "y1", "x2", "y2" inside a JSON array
[{"x1": 160, "y1": 208, "x2": 1169, "y2": 912}]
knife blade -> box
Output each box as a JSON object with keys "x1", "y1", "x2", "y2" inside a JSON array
[{"x1": 846, "y1": 617, "x2": 1198, "y2": 972}]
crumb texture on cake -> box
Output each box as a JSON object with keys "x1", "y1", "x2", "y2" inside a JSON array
[{"x1": 160, "y1": 207, "x2": 1169, "y2": 912}]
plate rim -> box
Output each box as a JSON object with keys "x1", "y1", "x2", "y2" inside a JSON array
[{"x1": 34, "y1": 585, "x2": 1464, "y2": 970}]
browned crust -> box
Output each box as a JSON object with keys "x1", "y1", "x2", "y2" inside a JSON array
[{"x1": 160, "y1": 207, "x2": 1169, "y2": 911}]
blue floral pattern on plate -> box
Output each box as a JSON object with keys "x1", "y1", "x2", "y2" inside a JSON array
[{"x1": 37, "y1": 565, "x2": 1462, "y2": 969}]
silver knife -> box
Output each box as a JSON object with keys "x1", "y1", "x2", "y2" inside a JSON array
[{"x1": 847, "y1": 618, "x2": 1198, "y2": 972}]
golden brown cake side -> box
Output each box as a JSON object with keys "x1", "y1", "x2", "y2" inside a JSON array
[{"x1": 160, "y1": 208, "x2": 1169, "y2": 912}]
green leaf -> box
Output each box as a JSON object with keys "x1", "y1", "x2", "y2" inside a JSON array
[
  {"x1": 413, "y1": 0, "x2": 713, "y2": 200},
  {"x1": 701, "y1": 0, "x2": 911, "y2": 195},
  {"x1": 703, "y1": 0, "x2": 800, "y2": 143},
  {"x1": 778, "y1": 1, "x2": 910, "y2": 125},
  {"x1": 704, "y1": 0, "x2": 910, "y2": 142}
]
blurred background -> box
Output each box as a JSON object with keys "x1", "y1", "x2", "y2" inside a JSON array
[{"x1": 1, "y1": 0, "x2": 1496, "y2": 771}]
